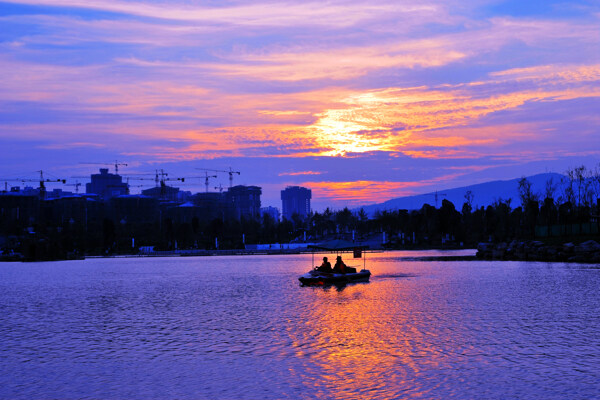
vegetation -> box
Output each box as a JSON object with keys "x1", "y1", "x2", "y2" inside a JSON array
[{"x1": 2, "y1": 165, "x2": 599, "y2": 260}]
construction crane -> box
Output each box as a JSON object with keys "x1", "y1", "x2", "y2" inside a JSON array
[
  {"x1": 197, "y1": 167, "x2": 240, "y2": 188},
  {"x1": 202, "y1": 172, "x2": 217, "y2": 192},
  {"x1": 426, "y1": 190, "x2": 447, "y2": 208},
  {"x1": 148, "y1": 169, "x2": 185, "y2": 187},
  {"x1": 65, "y1": 181, "x2": 82, "y2": 194},
  {"x1": 107, "y1": 179, "x2": 149, "y2": 195},
  {"x1": 0, "y1": 170, "x2": 66, "y2": 198},
  {"x1": 124, "y1": 169, "x2": 175, "y2": 187},
  {"x1": 179, "y1": 172, "x2": 218, "y2": 192},
  {"x1": 125, "y1": 169, "x2": 185, "y2": 199},
  {"x1": 79, "y1": 160, "x2": 128, "y2": 174}
]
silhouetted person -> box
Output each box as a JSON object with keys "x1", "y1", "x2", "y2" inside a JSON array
[
  {"x1": 317, "y1": 256, "x2": 332, "y2": 272},
  {"x1": 333, "y1": 256, "x2": 346, "y2": 273}
]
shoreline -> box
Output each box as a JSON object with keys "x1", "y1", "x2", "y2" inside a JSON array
[
  {"x1": 2, "y1": 248, "x2": 478, "y2": 262},
  {"x1": 476, "y1": 239, "x2": 600, "y2": 263}
]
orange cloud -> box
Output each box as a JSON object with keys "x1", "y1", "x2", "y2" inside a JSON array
[
  {"x1": 304, "y1": 180, "x2": 424, "y2": 205},
  {"x1": 300, "y1": 170, "x2": 471, "y2": 206},
  {"x1": 2, "y1": 35, "x2": 599, "y2": 162},
  {"x1": 278, "y1": 171, "x2": 322, "y2": 176},
  {"x1": 305, "y1": 66, "x2": 600, "y2": 157}
]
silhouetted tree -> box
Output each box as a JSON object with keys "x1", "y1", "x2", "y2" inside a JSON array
[{"x1": 518, "y1": 177, "x2": 538, "y2": 208}]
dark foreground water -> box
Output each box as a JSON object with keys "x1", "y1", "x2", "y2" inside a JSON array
[{"x1": 1, "y1": 251, "x2": 599, "y2": 399}]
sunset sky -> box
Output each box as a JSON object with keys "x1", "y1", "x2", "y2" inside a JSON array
[{"x1": 1, "y1": 0, "x2": 599, "y2": 210}]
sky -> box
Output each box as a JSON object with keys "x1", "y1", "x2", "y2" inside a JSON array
[{"x1": 0, "y1": 0, "x2": 599, "y2": 210}]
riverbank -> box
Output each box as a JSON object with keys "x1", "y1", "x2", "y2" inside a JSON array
[
  {"x1": 2, "y1": 248, "x2": 478, "y2": 262},
  {"x1": 91, "y1": 248, "x2": 478, "y2": 262},
  {"x1": 476, "y1": 239, "x2": 600, "y2": 263}
]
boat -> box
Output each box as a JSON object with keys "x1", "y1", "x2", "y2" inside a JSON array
[
  {"x1": 298, "y1": 269, "x2": 371, "y2": 286},
  {"x1": 299, "y1": 240, "x2": 371, "y2": 286}
]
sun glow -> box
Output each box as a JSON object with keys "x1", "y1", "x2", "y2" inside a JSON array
[
  {"x1": 309, "y1": 111, "x2": 388, "y2": 155},
  {"x1": 1, "y1": 0, "x2": 599, "y2": 209}
]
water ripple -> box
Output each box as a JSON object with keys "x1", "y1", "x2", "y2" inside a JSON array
[{"x1": 0, "y1": 254, "x2": 599, "y2": 399}]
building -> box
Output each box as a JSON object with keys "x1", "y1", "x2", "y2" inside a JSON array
[
  {"x1": 166, "y1": 202, "x2": 204, "y2": 225},
  {"x1": 109, "y1": 195, "x2": 159, "y2": 225},
  {"x1": 46, "y1": 188, "x2": 76, "y2": 199},
  {"x1": 193, "y1": 192, "x2": 227, "y2": 221},
  {"x1": 43, "y1": 196, "x2": 89, "y2": 227},
  {"x1": 260, "y1": 206, "x2": 280, "y2": 222},
  {"x1": 142, "y1": 184, "x2": 180, "y2": 202},
  {"x1": 86, "y1": 168, "x2": 128, "y2": 200},
  {"x1": 226, "y1": 185, "x2": 262, "y2": 220},
  {"x1": 0, "y1": 192, "x2": 40, "y2": 227},
  {"x1": 281, "y1": 186, "x2": 311, "y2": 221}
]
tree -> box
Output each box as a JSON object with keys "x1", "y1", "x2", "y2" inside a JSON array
[
  {"x1": 260, "y1": 212, "x2": 276, "y2": 243},
  {"x1": 540, "y1": 196, "x2": 557, "y2": 236},
  {"x1": 464, "y1": 190, "x2": 474, "y2": 209},
  {"x1": 335, "y1": 207, "x2": 354, "y2": 233},
  {"x1": 591, "y1": 163, "x2": 600, "y2": 206},
  {"x1": 356, "y1": 208, "x2": 369, "y2": 235},
  {"x1": 291, "y1": 212, "x2": 305, "y2": 231},
  {"x1": 545, "y1": 177, "x2": 557, "y2": 202},
  {"x1": 462, "y1": 190, "x2": 474, "y2": 215},
  {"x1": 491, "y1": 198, "x2": 512, "y2": 240},
  {"x1": 518, "y1": 177, "x2": 538, "y2": 208},
  {"x1": 439, "y1": 199, "x2": 461, "y2": 242},
  {"x1": 565, "y1": 165, "x2": 591, "y2": 207},
  {"x1": 590, "y1": 164, "x2": 600, "y2": 226}
]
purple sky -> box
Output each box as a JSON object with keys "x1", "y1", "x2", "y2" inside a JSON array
[{"x1": 1, "y1": 0, "x2": 599, "y2": 210}]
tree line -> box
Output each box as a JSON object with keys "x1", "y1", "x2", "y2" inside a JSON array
[
  {"x1": 156, "y1": 165, "x2": 600, "y2": 250},
  {"x1": 2, "y1": 165, "x2": 599, "y2": 260},
  {"x1": 298, "y1": 164, "x2": 600, "y2": 246}
]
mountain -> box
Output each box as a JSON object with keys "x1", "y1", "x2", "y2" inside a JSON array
[{"x1": 358, "y1": 173, "x2": 564, "y2": 215}]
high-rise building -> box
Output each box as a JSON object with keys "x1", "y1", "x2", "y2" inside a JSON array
[
  {"x1": 226, "y1": 185, "x2": 262, "y2": 220},
  {"x1": 86, "y1": 168, "x2": 128, "y2": 200},
  {"x1": 281, "y1": 186, "x2": 311, "y2": 221}
]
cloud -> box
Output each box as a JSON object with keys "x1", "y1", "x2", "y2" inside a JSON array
[
  {"x1": 278, "y1": 171, "x2": 322, "y2": 176},
  {"x1": 304, "y1": 64, "x2": 600, "y2": 156},
  {"x1": 304, "y1": 180, "x2": 423, "y2": 205},
  {"x1": 489, "y1": 64, "x2": 600, "y2": 82},
  {"x1": 209, "y1": 41, "x2": 466, "y2": 81},
  {"x1": 0, "y1": 14, "x2": 220, "y2": 47},
  {"x1": 2, "y1": 0, "x2": 425, "y2": 27},
  {"x1": 302, "y1": 170, "x2": 471, "y2": 206},
  {"x1": 1, "y1": 55, "x2": 599, "y2": 163},
  {"x1": 1, "y1": 0, "x2": 599, "y2": 208},
  {"x1": 38, "y1": 142, "x2": 107, "y2": 149}
]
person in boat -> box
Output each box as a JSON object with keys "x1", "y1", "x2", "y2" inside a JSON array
[
  {"x1": 316, "y1": 257, "x2": 332, "y2": 272},
  {"x1": 333, "y1": 256, "x2": 346, "y2": 273}
]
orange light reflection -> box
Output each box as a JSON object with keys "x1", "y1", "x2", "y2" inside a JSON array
[{"x1": 286, "y1": 254, "x2": 476, "y2": 399}]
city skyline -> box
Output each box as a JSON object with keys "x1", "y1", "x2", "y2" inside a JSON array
[{"x1": 1, "y1": 0, "x2": 599, "y2": 210}]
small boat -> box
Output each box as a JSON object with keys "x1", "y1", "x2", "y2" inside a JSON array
[
  {"x1": 299, "y1": 240, "x2": 371, "y2": 286},
  {"x1": 298, "y1": 269, "x2": 371, "y2": 286}
]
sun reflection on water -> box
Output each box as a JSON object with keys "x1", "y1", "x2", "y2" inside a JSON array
[{"x1": 286, "y1": 278, "x2": 455, "y2": 398}]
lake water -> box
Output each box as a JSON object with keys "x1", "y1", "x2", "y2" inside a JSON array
[{"x1": 1, "y1": 251, "x2": 599, "y2": 399}]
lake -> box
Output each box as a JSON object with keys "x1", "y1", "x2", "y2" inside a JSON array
[{"x1": 1, "y1": 251, "x2": 599, "y2": 399}]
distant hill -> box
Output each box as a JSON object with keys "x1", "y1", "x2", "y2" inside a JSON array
[{"x1": 358, "y1": 173, "x2": 565, "y2": 216}]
